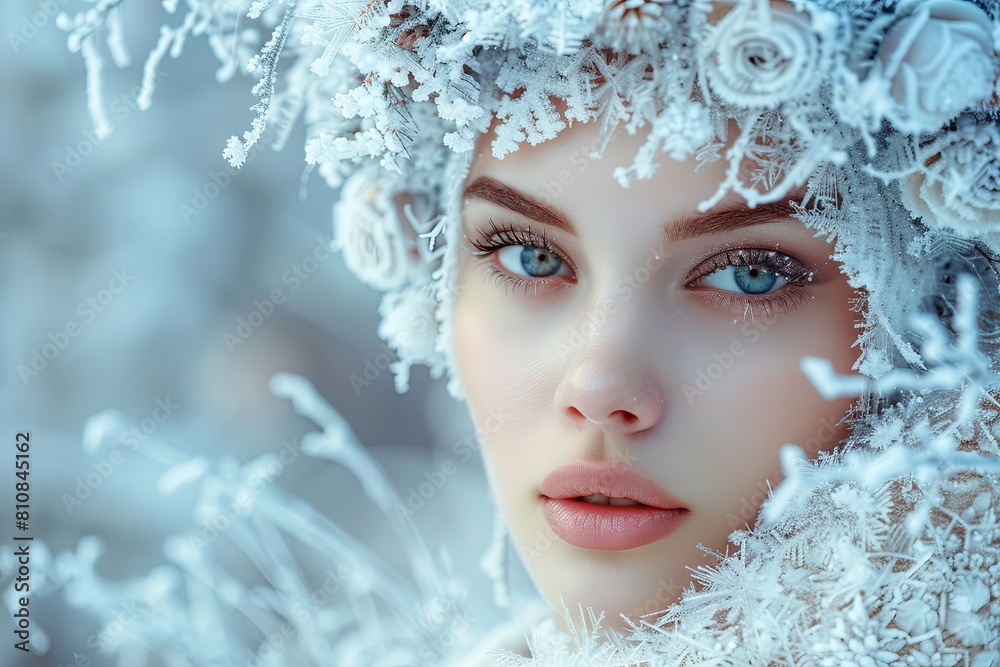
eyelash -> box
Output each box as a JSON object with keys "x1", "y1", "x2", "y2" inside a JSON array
[
  {"x1": 462, "y1": 218, "x2": 575, "y2": 297},
  {"x1": 462, "y1": 222, "x2": 815, "y2": 316},
  {"x1": 686, "y1": 247, "x2": 815, "y2": 319}
]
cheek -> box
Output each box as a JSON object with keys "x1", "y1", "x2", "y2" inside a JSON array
[
  {"x1": 666, "y1": 287, "x2": 857, "y2": 515},
  {"x1": 453, "y1": 289, "x2": 499, "y2": 428},
  {"x1": 452, "y1": 282, "x2": 559, "y2": 493},
  {"x1": 698, "y1": 355, "x2": 849, "y2": 485},
  {"x1": 453, "y1": 296, "x2": 549, "y2": 424}
]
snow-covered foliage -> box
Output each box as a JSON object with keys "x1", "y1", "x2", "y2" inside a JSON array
[
  {"x1": 56, "y1": 0, "x2": 1000, "y2": 399},
  {"x1": 45, "y1": 0, "x2": 1000, "y2": 664},
  {"x1": 2, "y1": 374, "x2": 478, "y2": 665}
]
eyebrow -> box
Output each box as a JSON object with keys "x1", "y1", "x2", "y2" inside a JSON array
[{"x1": 462, "y1": 176, "x2": 804, "y2": 243}]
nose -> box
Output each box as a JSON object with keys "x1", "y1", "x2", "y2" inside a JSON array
[{"x1": 554, "y1": 333, "x2": 665, "y2": 435}]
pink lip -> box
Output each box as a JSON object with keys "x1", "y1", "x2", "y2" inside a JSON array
[{"x1": 539, "y1": 463, "x2": 689, "y2": 551}]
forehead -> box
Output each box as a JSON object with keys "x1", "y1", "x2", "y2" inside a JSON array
[
  {"x1": 470, "y1": 95, "x2": 588, "y2": 168},
  {"x1": 465, "y1": 100, "x2": 751, "y2": 220}
]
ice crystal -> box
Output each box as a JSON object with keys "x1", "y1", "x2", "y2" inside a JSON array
[
  {"x1": 9, "y1": 374, "x2": 477, "y2": 665},
  {"x1": 492, "y1": 247, "x2": 1000, "y2": 667},
  {"x1": 54, "y1": 0, "x2": 1000, "y2": 663}
]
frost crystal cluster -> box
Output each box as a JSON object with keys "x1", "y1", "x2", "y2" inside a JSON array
[{"x1": 40, "y1": 0, "x2": 1000, "y2": 664}]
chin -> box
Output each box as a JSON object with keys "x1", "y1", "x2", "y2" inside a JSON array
[{"x1": 521, "y1": 533, "x2": 705, "y2": 636}]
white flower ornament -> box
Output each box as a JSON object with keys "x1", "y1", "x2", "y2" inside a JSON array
[
  {"x1": 874, "y1": 0, "x2": 996, "y2": 134},
  {"x1": 49, "y1": 1, "x2": 1000, "y2": 663},
  {"x1": 332, "y1": 174, "x2": 417, "y2": 291},
  {"x1": 701, "y1": 0, "x2": 826, "y2": 108},
  {"x1": 901, "y1": 114, "x2": 1000, "y2": 237}
]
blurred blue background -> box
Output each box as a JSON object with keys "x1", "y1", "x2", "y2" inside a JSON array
[{"x1": 1, "y1": 2, "x2": 526, "y2": 664}]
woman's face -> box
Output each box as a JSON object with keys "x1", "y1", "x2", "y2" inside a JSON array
[{"x1": 453, "y1": 104, "x2": 859, "y2": 632}]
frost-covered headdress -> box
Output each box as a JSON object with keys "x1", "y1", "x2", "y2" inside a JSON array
[
  {"x1": 62, "y1": 0, "x2": 1000, "y2": 398},
  {"x1": 60, "y1": 0, "x2": 1000, "y2": 663}
]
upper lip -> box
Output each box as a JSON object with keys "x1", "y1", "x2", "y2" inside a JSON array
[{"x1": 540, "y1": 462, "x2": 686, "y2": 510}]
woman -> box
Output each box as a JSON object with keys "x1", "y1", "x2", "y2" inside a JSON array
[
  {"x1": 454, "y1": 102, "x2": 859, "y2": 639},
  {"x1": 55, "y1": 0, "x2": 1000, "y2": 664}
]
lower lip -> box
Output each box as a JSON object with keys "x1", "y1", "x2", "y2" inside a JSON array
[{"x1": 541, "y1": 498, "x2": 688, "y2": 551}]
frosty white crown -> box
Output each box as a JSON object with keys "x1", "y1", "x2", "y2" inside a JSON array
[{"x1": 60, "y1": 0, "x2": 1000, "y2": 394}]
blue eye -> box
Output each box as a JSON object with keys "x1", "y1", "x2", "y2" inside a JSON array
[
  {"x1": 700, "y1": 264, "x2": 789, "y2": 295},
  {"x1": 496, "y1": 245, "x2": 566, "y2": 278}
]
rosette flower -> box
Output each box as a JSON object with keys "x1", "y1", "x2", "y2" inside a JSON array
[
  {"x1": 900, "y1": 115, "x2": 1000, "y2": 238},
  {"x1": 332, "y1": 174, "x2": 416, "y2": 291},
  {"x1": 874, "y1": 0, "x2": 996, "y2": 134},
  {"x1": 701, "y1": 0, "x2": 825, "y2": 108}
]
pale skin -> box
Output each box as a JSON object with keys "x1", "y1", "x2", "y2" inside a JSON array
[{"x1": 451, "y1": 98, "x2": 861, "y2": 638}]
